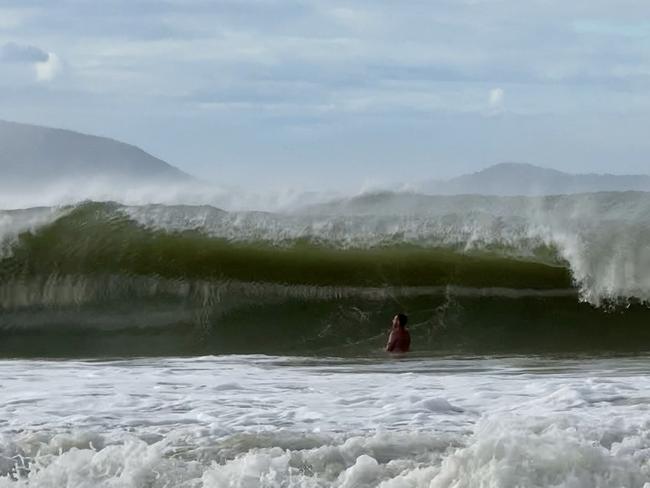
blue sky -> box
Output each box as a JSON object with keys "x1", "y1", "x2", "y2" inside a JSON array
[{"x1": 1, "y1": 0, "x2": 649, "y2": 191}]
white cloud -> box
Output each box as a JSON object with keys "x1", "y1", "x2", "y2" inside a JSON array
[
  {"x1": 35, "y1": 53, "x2": 62, "y2": 82},
  {"x1": 488, "y1": 87, "x2": 504, "y2": 108}
]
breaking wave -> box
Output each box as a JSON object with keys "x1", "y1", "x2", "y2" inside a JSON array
[{"x1": 1, "y1": 192, "x2": 650, "y2": 356}]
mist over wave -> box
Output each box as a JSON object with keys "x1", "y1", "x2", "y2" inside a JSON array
[{"x1": 0, "y1": 179, "x2": 343, "y2": 213}]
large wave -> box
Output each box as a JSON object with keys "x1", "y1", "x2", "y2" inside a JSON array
[{"x1": 1, "y1": 192, "x2": 650, "y2": 356}]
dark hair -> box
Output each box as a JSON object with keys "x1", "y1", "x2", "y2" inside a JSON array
[{"x1": 397, "y1": 313, "x2": 408, "y2": 328}]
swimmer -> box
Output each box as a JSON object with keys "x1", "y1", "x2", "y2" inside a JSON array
[{"x1": 385, "y1": 313, "x2": 410, "y2": 353}]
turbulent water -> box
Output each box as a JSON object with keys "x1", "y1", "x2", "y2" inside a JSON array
[
  {"x1": 3, "y1": 356, "x2": 650, "y2": 487},
  {"x1": 2, "y1": 191, "x2": 650, "y2": 486}
]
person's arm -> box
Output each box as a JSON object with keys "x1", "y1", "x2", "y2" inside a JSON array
[{"x1": 385, "y1": 331, "x2": 396, "y2": 352}]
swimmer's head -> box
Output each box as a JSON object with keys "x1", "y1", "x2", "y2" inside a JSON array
[{"x1": 393, "y1": 313, "x2": 408, "y2": 329}]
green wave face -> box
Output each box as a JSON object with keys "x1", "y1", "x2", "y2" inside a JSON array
[
  {"x1": 2, "y1": 202, "x2": 571, "y2": 289},
  {"x1": 1, "y1": 200, "x2": 650, "y2": 357}
]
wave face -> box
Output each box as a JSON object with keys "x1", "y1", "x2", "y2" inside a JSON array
[{"x1": 2, "y1": 193, "x2": 650, "y2": 356}]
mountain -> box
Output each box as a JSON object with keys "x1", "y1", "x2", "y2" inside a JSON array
[
  {"x1": 418, "y1": 162, "x2": 650, "y2": 196},
  {"x1": 0, "y1": 120, "x2": 192, "y2": 189}
]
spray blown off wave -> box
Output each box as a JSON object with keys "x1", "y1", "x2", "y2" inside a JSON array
[{"x1": 1, "y1": 193, "x2": 650, "y2": 356}]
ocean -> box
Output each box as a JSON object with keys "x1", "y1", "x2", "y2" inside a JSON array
[{"x1": 2, "y1": 192, "x2": 650, "y2": 486}]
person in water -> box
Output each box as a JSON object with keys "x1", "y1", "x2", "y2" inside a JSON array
[{"x1": 385, "y1": 313, "x2": 411, "y2": 353}]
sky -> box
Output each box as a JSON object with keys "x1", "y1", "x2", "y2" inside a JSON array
[{"x1": 1, "y1": 0, "x2": 650, "y2": 192}]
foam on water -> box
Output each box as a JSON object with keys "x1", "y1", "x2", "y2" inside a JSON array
[{"x1": 2, "y1": 356, "x2": 650, "y2": 487}]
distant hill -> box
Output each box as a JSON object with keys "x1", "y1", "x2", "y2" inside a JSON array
[
  {"x1": 0, "y1": 120, "x2": 192, "y2": 189},
  {"x1": 418, "y1": 162, "x2": 650, "y2": 196}
]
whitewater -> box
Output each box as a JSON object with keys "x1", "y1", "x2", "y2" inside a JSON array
[
  {"x1": 3, "y1": 356, "x2": 650, "y2": 487},
  {"x1": 3, "y1": 189, "x2": 650, "y2": 486}
]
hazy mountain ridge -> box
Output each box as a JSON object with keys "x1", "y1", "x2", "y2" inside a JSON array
[
  {"x1": 0, "y1": 120, "x2": 191, "y2": 189},
  {"x1": 418, "y1": 162, "x2": 650, "y2": 196},
  {"x1": 2, "y1": 120, "x2": 650, "y2": 210}
]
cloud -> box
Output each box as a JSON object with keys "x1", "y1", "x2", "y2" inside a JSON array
[
  {"x1": 35, "y1": 52, "x2": 62, "y2": 81},
  {"x1": 0, "y1": 42, "x2": 49, "y2": 63},
  {"x1": 488, "y1": 88, "x2": 504, "y2": 108},
  {"x1": 0, "y1": 42, "x2": 61, "y2": 82}
]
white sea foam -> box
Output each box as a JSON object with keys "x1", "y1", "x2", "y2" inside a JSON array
[{"x1": 2, "y1": 356, "x2": 650, "y2": 487}]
